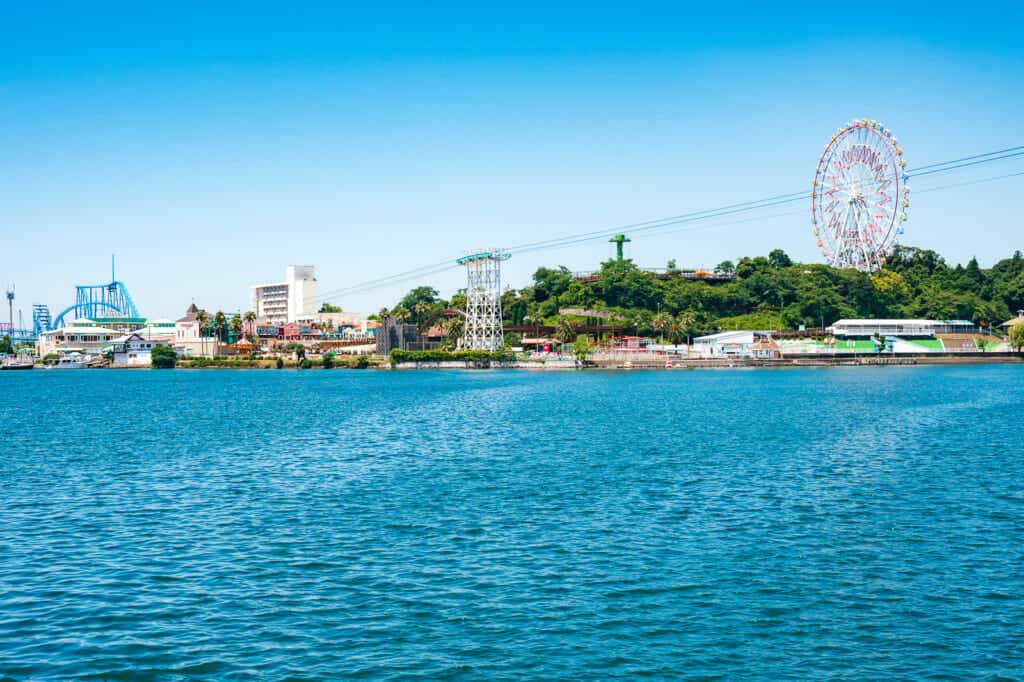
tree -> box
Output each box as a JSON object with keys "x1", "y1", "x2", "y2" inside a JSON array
[
  {"x1": 399, "y1": 286, "x2": 439, "y2": 312},
  {"x1": 213, "y1": 311, "x2": 228, "y2": 342},
  {"x1": 229, "y1": 314, "x2": 243, "y2": 339},
  {"x1": 319, "y1": 303, "x2": 342, "y2": 313},
  {"x1": 570, "y1": 334, "x2": 593, "y2": 364},
  {"x1": 1010, "y1": 323, "x2": 1024, "y2": 352},
  {"x1": 554, "y1": 316, "x2": 576, "y2": 351},
  {"x1": 413, "y1": 301, "x2": 432, "y2": 327},
  {"x1": 195, "y1": 309, "x2": 209, "y2": 335},
  {"x1": 243, "y1": 310, "x2": 257, "y2": 330},
  {"x1": 322, "y1": 353, "x2": 334, "y2": 369},
  {"x1": 0, "y1": 334, "x2": 12, "y2": 355},
  {"x1": 652, "y1": 312, "x2": 673, "y2": 343},
  {"x1": 715, "y1": 260, "x2": 735, "y2": 275},
  {"x1": 150, "y1": 345, "x2": 177, "y2": 369},
  {"x1": 768, "y1": 249, "x2": 793, "y2": 268},
  {"x1": 441, "y1": 315, "x2": 464, "y2": 351},
  {"x1": 530, "y1": 267, "x2": 574, "y2": 303},
  {"x1": 673, "y1": 311, "x2": 697, "y2": 344}
]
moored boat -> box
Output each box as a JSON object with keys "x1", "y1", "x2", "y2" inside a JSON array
[
  {"x1": 49, "y1": 351, "x2": 88, "y2": 369},
  {"x1": 0, "y1": 350, "x2": 35, "y2": 370}
]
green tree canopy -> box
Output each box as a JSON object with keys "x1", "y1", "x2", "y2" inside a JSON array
[
  {"x1": 399, "y1": 286, "x2": 440, "y2": 312},
  {"x1": 151, "y1": 345, "x2": 177, "y2": 369}
]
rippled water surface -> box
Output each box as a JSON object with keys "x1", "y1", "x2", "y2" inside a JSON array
[{"x1": 2, "y1": 367, "x2": 1023, "y2": 680}]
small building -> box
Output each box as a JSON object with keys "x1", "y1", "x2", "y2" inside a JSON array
[
  {"x1": 376, "y1": 317, "x2": 425, "y2": 355},
  {"x1": 1000, "y1": 310, "x2": 1024, "y2": 332},
  {"x1": 173, "y1": 303, "x2": 218, "y2": 358},
  {"x1": 37, "y1": 320, "x2": 121, "y2": 357},
  {"x1": 692, "y1": 330, "x2": 757, "y2": 357},
  {"x1": 751, "y1": 336, "x2": 781, "y2": 359},
  {"x1": 111, "y1": 333, "x2": 170, "y2": 367}
]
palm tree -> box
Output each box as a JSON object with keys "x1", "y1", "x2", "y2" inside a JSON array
[
  {"x1": 672, "y1": 311, "x2": 696, "y2": 346},
  {"x1": 414, "y1": 301, "x2": 432, "y2": 328},
  {"x1": 194, "y1": 309, "x2": 210, "y2": 357},
  {"x1": 554, "y1": 315, "x2": 576, "y2": 352},
  {"x1": 652, "y1": 312, "x2": 673, "y2": 344},
  {"x1": 243, "y1": 310, "x2": 256, "y2": 332},
  {"x1": 442, "y1": 315, "x2": 464, "y2": 350},
  {"x1": 229, "y1": 314, "x2": 243, "y2": 341},
  {"x1": 195, "y1": 308, "x2": 209, "y2": 334},
  {"x1": 214, "y1": 311, "x2": 228, "y2": 342},
  {"x1": 392, "y1": 307, "x2": 412, "y2": 323}
]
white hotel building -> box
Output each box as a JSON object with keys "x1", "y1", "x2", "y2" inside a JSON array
[{"x1": 250, "y1": 265, "x2": 320, "y2": 325}]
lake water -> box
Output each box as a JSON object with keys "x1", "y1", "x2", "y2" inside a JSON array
[{"x1": 1, "y1": 367, "x2": 1022, "y2": 680}]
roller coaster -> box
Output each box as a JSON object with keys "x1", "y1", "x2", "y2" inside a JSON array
[
  {"x1": 30, "y1": 258, "x2": 141, "y2": 335},
  {"x1": 50, "y1": 280, "x2": 139, "y2": 329}
]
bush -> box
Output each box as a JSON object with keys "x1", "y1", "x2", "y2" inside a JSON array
[
  {"x1": 354, "y1": 356, "x2": 369, "y2": 369},
  {"x1": 322, "y1": 354, "x2": 334, "y2": 369},
  {"x1": 276, "y1": 357, "x2": 284, "y2": 369},
  {"x1": 390, "y1": 349, "x2": 514, "y2": 364},
  {"x1": 151, "y1": 345, "x2": 177, "y2": 369},
  {"x1": 298, "y1": 358, "x2": 313, "y2": 369}
]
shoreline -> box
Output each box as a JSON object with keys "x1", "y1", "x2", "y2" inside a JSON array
[{"x1": 18, "y1": 352, "x2": 1018, "y2": 371}]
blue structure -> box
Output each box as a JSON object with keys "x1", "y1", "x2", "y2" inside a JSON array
[
  {"x1": 51, "y1": 257, "x2": 140, "y2": 328},
  {"x1": 32, "y1": 304, "x2": 52, "y2": 335}
]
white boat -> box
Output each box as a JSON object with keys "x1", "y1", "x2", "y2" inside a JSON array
[
  {"x1": 0, "y1": 350, "x2": 35, "y2": 370},
  {"x1": 50, "y1": 352, "x2": 88, "y2": 369}
]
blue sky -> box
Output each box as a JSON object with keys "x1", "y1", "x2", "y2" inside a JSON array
[{"x1": 2, "y1": 2, "x2": 1023, "y2": 320}]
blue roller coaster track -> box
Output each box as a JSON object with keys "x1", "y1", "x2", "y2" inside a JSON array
[
  {"x1": 49, "y1": 258, "x2": 140, "y2": 329},
  {"x1": 51, "y1": 282, "x2": 139, "y2": 329}
]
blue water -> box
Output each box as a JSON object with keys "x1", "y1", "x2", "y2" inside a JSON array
[{"x1": 1, "y1": 367, "x2": 1022, "y2": 680}]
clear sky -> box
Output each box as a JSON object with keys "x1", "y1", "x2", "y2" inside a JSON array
[{"x1": 2, "y1": 2, "x2": 1022, "y2": 321}]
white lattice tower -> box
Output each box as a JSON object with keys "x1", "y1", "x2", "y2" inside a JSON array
[{"x1": 457, "y1": 249, "x2": 510, "y2": 351}]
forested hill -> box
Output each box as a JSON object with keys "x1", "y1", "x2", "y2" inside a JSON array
[
  {"x1": 499, "y1": 246, "x2": 1024, "y2": 334},
  {"x1": 387, "y1": 247, "x2": 1024, "y2": 338}
]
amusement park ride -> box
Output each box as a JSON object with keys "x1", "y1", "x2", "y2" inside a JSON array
[
  {"x1": 812, "y1": 118, "x2": 909, "y2": 271},
  {"x1": 1, "y1": 257, "x2": 141, "y2": 344}
]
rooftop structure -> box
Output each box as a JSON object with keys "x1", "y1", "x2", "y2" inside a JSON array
[
  {"x1": 251, "y1": 265, "x2": 319, "y2": 326},
  {"x1": 999, "y1": 310, "x2": 1024, "y2": 329},
  {"x1": 829, "y1": 319, "x2": 980, "y2": 338}
]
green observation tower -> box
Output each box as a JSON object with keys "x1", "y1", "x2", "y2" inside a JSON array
[{"x1": 609, "y1": 234, "x2": 631, "y2": 262}]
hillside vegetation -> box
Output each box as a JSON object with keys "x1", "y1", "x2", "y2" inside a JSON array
[{"x1": 388, "y1": 246, "x2": 1024, "y2": 339}]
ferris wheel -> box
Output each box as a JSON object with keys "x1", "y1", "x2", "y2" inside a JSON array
[{"x1": 812, "y1": 118, "x2": 909, "y2": 271}]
